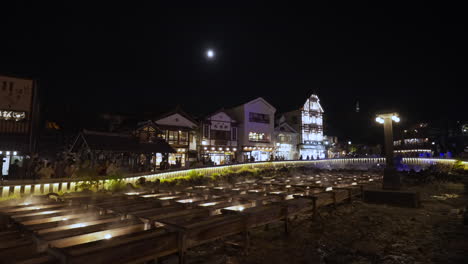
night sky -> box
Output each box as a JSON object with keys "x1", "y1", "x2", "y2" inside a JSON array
[{"x1": 0, "y1": 2, "x2": 465, "y2": 143}]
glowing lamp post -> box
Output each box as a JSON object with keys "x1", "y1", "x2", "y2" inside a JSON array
[{"x1": 375, "y1": 113, "x2": 400, "y2": 190}]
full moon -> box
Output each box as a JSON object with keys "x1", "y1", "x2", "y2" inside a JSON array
[{"x1": 206, "y1": 49, "x2": 215, "y2": 59}]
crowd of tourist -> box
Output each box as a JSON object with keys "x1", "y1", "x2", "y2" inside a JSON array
[{"x1": 0, "y1": 154, "x2": 124, "y2": 181}]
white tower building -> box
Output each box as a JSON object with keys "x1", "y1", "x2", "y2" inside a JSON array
[{"x1": 299, "y1": 94, "x2": 325, "y2": 159}]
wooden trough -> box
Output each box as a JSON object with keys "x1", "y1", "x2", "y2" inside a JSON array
[{"x1": 0, "y1": 170, "x2": 379, "y2": 264}]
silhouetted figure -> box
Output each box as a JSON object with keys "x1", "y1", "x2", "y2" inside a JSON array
[
  {"x1": 9, "y1": 159, "x2": 20, "y2": 180},
  {"x1": 0, "y1": 154, "x2": 5, "y2": 180},
  {"x1": 38, "y1": 163, "x2": 54, "y2": 179}
]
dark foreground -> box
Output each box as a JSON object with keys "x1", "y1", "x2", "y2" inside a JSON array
[{"x1": 184, "y1": 182, "x2": 468, "y2": 264}]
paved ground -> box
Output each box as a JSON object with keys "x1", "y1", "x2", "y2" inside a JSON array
[{"x1": 180, "y1": 181, "x2": 468, "y2": 264}]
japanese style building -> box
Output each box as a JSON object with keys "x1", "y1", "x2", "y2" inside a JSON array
[
  {"x1": 199, "y1": 110, "x2": 238, "y2": 165},
  {"x1": 70, "y1": 129, "x2": 175, "y2": 172},
  {"x1": 227, "y1": 97, "x2": 276, "y2": 162},
  {"x1": 154, "y1": 108, "x2": 198, "y2": 167},
  {"x1": 283, "y1": 94, "x2": 325, "y2": 159},
  {"x1": 0, "y1": 75, "x2": 39, "y2": 178},
  {"x1": 273, "y1": 116, "x2": 299, "y2": 160}
]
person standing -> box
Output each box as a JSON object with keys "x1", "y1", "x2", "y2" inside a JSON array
[
  {"x1": 38, "y1": 163, "x2": 54, "y2": 179},
  {"x1": 55, "y1": 159, "x2": 65, "y2": 178},
  {"x1": 0, "y1": 154, "x2": 4, "y2": 181},
  {"x1": 8, "y1": 159, "x2": 20, "y2": 180},
  {"x1": 106, "y1": 161, "x2": 118, "y2": 175}
]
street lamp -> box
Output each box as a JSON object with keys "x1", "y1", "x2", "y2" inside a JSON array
[{"x1": 376, "y1": 112, "x2": 400, "y2": 190}]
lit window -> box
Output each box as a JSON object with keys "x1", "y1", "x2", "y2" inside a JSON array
[{"x1": 249, "y1": 132, "x2": 268, "y2": 142}]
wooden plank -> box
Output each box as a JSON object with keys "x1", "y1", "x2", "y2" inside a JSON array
[
  {"x1": 49, "y1": 229, "x2": 178, "y2": 264},
  {"x1": 48, "y1": 224, "x2": 146, "y2": 249},
  {"x1": 36, "y1": 219, "x2": 139, "y2": 243},
  {"x1": 10, "y1": 253, "x2": 57, "y2": 264},
  {"x1": 11, "y1": 208, "x2": 91, "y2": 223},
  {"x1": 185, "y1": 215, "x2": 244, "y2": 248}
]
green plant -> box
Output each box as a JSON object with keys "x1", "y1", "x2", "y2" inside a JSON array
[
  {"x1": 452, "y1": 160, "x2": 467, "y2": 172},
  {"x1": 220, "y1": 168, "x2": 235, "y2": 176},
  {"x1": 187, "y1": 170, "x2": 206, "y2": 185},
  {"x1": 210, "y1": 172, "x2": 221, "y2": 182},
  {"x1": 76, "y1": 176, "x2": 102, "y2": 192},
  {"x1": 103, "y1": 171, "x2": 126, "y2": 192},
  {"x1": 0, "y1": 193, "x2": 22, "y2": 202}
]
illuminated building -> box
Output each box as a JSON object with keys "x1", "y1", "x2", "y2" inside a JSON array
[
  {"x1": 227, "y1": 97, "x2": 276, "y2": 162},
  {"x1": 283, "y1": 94, "x2": 325, "y2": 159},
  {"x1": 199, "y1": 110, "x2": 238, "y2": 165},
  {"x1": 393, "y1": 122, "x2": 434, "y2": 157},
  {"x1": 1, "y1": 75, "x2": 39, "y2": 177},
  {"x1": 273, "y1": 116, "x2": 299, "y2": 160},
  {"x1": 154, "y1": 107, "x2": 198, "y2": 167}
]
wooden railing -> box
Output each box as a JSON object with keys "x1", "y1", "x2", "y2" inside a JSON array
[{"x1": 0, "y1": 158, "x2": 464, "y2": 198}]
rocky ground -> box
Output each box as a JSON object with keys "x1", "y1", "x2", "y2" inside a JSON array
[{"x1": 177, "y1": 180, "x2": 468, "y2": 264}]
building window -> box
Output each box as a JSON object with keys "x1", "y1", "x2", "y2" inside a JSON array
[
  {"x1": 279, "y1": 134, "x2": 288, "y2": 143},
  {"x1": 138, "y1": 126, "x2": 156, "y2": 142},
  {"x1": 211, "y1": 130, "x2": 230, "y2": 140},
  {"x1": 179, "y1": 131, "x2": 188, "y2": 145},
  {"x1": 203, "y1": 124, "x2": 209, "y2": 138},
  {"x1": 249, "y1": 132, "x2": 268, "y2": 142},
  {"x1": 159, "y1": 130, "x2": 167, "y2": 140},
  {"x1": 249, "y1": 112, "x2": 270, "y2": 123},
  {"x1": 232, "y1": 127, "x2": 237, "y2": 140},
  {"x1": 168, "y1": 130, "x2": 178, "y2": 144}
]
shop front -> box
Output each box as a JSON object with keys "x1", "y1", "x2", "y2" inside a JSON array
[
  {"x1": 201, "y1": 146, "x2": 237, "y2": 165},
  {"x1": 242, "y1": 146, "x2": 273, "y2": 162},
  {"x1": 168, "y1": 148, "x2": 187, "y2": 167},
  {"x1": 299, "y1": 144, "x2": 325, "y2": 160},
  {"x1": 1, "y1": 150, "x2": 24, "y2": 178},
  {"x1": 275, "y1": 143, "x2": 296, "y2": 160}
]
